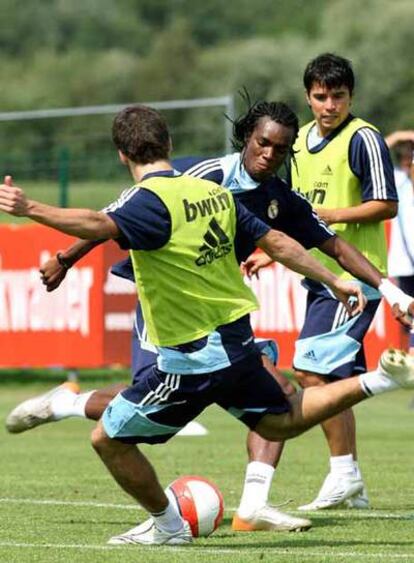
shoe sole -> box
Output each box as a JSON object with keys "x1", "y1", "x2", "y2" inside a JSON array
[
  {"x1": 232, "y1": 514, "x2": 312, "y2": 532},
  {"x1": 108, "y1": 537, "x2": 192, "y2": 545},
  {"x1": 380, "y1": 349, "x2": 414, "y2": 388}
]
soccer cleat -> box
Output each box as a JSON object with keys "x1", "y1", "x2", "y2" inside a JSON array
[
  {"x1": 232, "y1": 505, "x2": 312, "y2": 532},
  {"x1": 5, "y1": 382, "x2": 80, "y2": 434},
  {"x1": 343, "y1": 487, "x2": 370, "y2": 509},
  {"x1": 298, "y1": 473, "x2": 363, "y2": 511},
  {"x1": 379, "y1": 349, "x2": 414, "y2": 388},
  {"x1": 107, "y1": 518, "x2": 193, "y2": 545}
]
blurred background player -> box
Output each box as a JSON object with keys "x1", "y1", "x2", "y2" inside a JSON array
[
  {"x1": 386, "y1": 130, "x2": 414, "y2": 354},
  {"x1": 7, "y1": 98, "x2": 414, "y2": 531},
  {"x1": 290, "y1": 53, "x2": 398, "y2": 511}
]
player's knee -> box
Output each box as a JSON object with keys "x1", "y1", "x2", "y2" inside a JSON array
[
  {"x1": 293, "y1": 370, "x2": 307, "y2": 388},
  {"x1": 261, "y1": 359, "x2": 297, "y2": 396},
  {"x1": 90, "y1": 424, "x2": 109, "y2": 454},
  {"x1": 293, "y1": 369, "x2": 326, "y2": 389},
  {"x1": 282, "y1": 380, "x2": 297, "y2": 396},
  {"x1": 255, "y1": 414, "x2": 300, "y2": 442}
]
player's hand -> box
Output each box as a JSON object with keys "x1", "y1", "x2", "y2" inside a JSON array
[
  {"x1": 0, "y1": 176, "x2": 29, "y2": 216},
  {"x1": 314, "y1": 207, "x2": 337, "y2": 225},
  {"x1": 331, "y1": 279, "x2": 367, "y2": 316},
  {"x1": 391, "y1": 301, "x2": 414, "y2": 329},
  {"x1": 40, "y1": 255, "x2": 68, "y2": 292},
  {"x1": 241, "y1": 251, "x2": 274, "y2": 278}
]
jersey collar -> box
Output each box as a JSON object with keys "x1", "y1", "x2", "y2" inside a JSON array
[
  {"x1": 307, "y1": 114, "x2": 355, "y2": 153},
  {"x1": 142, "y1": 169, "x2": 181, "y2": 181}
]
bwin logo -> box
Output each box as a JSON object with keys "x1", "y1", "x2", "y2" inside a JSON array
[{"x1": 195, "y1": 218, "x2": 232, "y2": 266}]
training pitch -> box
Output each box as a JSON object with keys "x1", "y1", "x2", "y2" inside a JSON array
[{"x1": 1, "y1": 377, "x2": 413, "y2": 562}]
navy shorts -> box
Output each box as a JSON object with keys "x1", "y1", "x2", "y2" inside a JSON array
[
  {"x1": 103, "y1": 352, "x2": 290, "y2": 445},
  {"x1": 130, "y1": 304, "x2": 280, "y2": 384},
  {"x1": 293, "y1": 291, "x2": 381, "y2": 380}
]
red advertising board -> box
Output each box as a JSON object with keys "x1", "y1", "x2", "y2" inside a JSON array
[
  {"x1": 0, "y1": 224, "x2": 104, "y2": 367},
  {"x1": 0, "y1": 224, "x2": 404, "y2": 370},
  {"x1": 102, "y1": 241, "x2": 137, "y2": 366}
]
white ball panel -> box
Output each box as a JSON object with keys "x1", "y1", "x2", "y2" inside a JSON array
[{"x1": 187, "y1": 480, "x2": 221, "y2": 536}]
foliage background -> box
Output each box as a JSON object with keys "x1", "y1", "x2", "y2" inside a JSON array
[{"x1": 0, "y1": 0, "x2": 412, "y2": 186}]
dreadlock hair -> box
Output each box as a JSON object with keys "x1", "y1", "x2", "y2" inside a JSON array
[{"x1": 231, "y1": 92, "x2": 299, "y2": 167}]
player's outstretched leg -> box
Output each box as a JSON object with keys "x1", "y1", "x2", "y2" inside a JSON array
[
  {"x1": 255, "y1": 348, "x2": 414, "y2": 445},
  {"x1": 91, "y1": 421, "x2": 192, "y2": 546}
]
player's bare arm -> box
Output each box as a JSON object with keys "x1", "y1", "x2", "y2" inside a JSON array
[
  {"x1": 320, "y1": 236, "x2": 382, "y2": 286},
  {"x1": 0, "y1": 178, "x2": 119, "y2": 239},
  {"x1": 40, "y1": 238, "x2": 106, "y2": 292},
  {"x1": 320, "y1": 236, "x2": 414, "y2": 326},
  {"x1": 315, "y1": 200, "x2": 397, "y2": 225},
  {"x1": 385, "y1": 130, "x2": 414, "y2": 149},
  {"x1": 256, "y1": 229, "x2": 366, "y2": 314}
]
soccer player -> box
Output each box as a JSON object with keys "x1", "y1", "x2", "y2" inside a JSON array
[
  {"x1": 1, "y1": 104, "x2": 414, "y2": 547},
  {"x1": 7, "y1": 99, "x2": 414, "y2": 533},
  {"x1": 290, "y1": 53, "x2": 399, "y2": 510},
  {"x1": 386, "y1": 131, "x2": 414, "y2": 354}
]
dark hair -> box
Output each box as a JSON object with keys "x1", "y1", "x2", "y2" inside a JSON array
[
  {"x1": 112, "y1": 105, "x2": 170, "y2": 164},
  {"x1": 394, "y1": 140, "x2": 414, "y2": 165},
  {"x1": 232, "y1": 95, "x2": 299, "y2": 158},
  {"x1": 303, "y1": 53, "x2": 355, "y2": 95}
]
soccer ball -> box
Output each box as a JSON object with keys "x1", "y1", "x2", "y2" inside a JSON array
[{"x1": 166, "y1": 475, "x2": 224, "y2": 537}]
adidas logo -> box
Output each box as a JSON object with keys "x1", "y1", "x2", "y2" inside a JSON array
[
  {"x1": 195, "y1": 217, "x2": 232, "y2": 267},
  {"x1": 303, "y1": 350, "x2": 317, "y2": 361},
  {"x1": 322, "y1": 165, "x2": 333, "y2": 175}
]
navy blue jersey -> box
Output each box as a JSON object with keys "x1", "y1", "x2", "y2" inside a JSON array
[
  {"x1": 108, "y1": 153, "x2": 334, "y2": 281},
  {"x1": 175, "y1": 153, "x2": 334, "y2": 261}
]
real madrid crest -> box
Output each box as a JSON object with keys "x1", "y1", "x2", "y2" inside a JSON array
[{"x1": 267, "y1": 199, "x2": 279, "y2": 219}]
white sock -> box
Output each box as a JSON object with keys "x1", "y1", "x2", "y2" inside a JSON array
[
  {"x1": 359, "y1": 368, "x2": 399, "y2": 396},
  {"x1": 237, "y1": 461, "x2": 275, "y2": 519},
  {"x1": 329, "y1": 454, "x2": 355, "y2": 477},
  {"x1": 51, "y1": 390, "x2": 95, "y2": 420},
  {"x1": 152, "y1": 500, "x2": 185, "y2": 533},
  {"x1": 354, "y1": 460, "x2": 362, "y2": 481}
]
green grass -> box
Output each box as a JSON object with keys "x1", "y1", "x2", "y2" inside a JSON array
[
  {"x1": 1, "y1": 379, "x2": 414, "y2": 562},
  {"x1": 0, "y1": 180, "x2": 129, "y2": 224}
]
